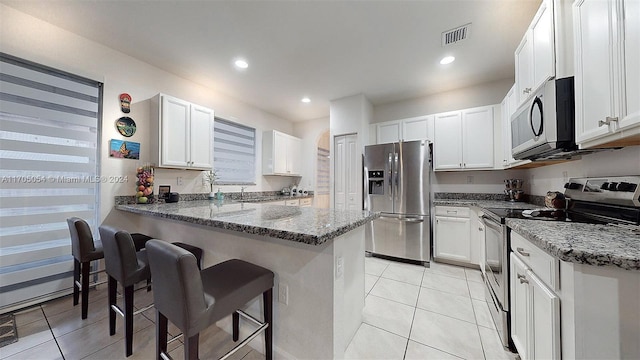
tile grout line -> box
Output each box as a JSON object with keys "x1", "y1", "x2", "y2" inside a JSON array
[
  {"x1": 40, "y1": 305, "x2": 67, "y2": 360},
  {"x1": 402, "y1": 265, "x2": 425, "y2": 360},
  {"x1": 467, "y1": 277, "x2": 490, "y2": 360}
]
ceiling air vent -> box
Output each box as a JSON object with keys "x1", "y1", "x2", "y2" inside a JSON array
[{"x1": 442, "y1": 23, "x2": 471, "y2": 46}]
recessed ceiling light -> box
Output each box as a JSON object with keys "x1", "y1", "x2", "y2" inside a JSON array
[
  {"x1": 234, "y1": 59, "x2": 249, "y2": 69},
  {"x1": 440, "y1": 56, "x2": 455, "y2": 65},
  {"x1": 301, "y1": 97, "x2": 311, "y2": 103}
]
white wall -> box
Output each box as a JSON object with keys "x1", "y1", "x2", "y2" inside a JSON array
[
  {"x1": 1, "y1": 4, "x2": 296, "y2": 221},
  {"x1": 292, "y1": 117, "x2": 330, "y2": 192},
  {"x1": 372, "y1": 78, "x2": 514, "y2": 123},
  {"x1": 432, "y1": 169, "x2": 528, "y2": 194},
  {"x1": 525, "y1": 146, "x2": 640, "y2": 196}
]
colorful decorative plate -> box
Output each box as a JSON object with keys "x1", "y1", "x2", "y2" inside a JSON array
[{"x1": 116, "y1": 116, "x2": 137, "y2": 137}]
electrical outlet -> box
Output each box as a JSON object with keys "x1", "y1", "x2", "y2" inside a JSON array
[
  {"x1": 278, "y1": 283, "x2": 288, "y2": 305},
  {"x1": 177, "y1": 177, "x2": 183, "y2": 186},
  {"x1": 467, "y1": 176, "x2": 474, "y2": 184}
]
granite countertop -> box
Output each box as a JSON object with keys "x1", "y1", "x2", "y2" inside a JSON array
[
  {"x1": 116, "y1": 200, "x2": 377, "y2": 246},
  {"x1": 433, "y1": 199, "x2": 537, "y2": 210},
  {"x1": 507, "y1": 219, "x2": 640, "y2": 271},
  {"x1": 236, "y1": 194, "x2": 314, "y2": 203},
  {"x1": 435, "y1": 198, "x2": 640, "y2": 271}
]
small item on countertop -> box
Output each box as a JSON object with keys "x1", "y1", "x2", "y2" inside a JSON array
[
  {"x1": 291, "y1": 186, "x2": 298, "y2": 196},
  {"x1": 216, "y1": 188, "x2": 224, "y2": 201},
  {"x1": 166, "y1": 192, "x2": 180, "y2": 203},
  {"x1": 545, "y1": 191, "x2": 567, "y2": 209},
  {"x1": 522, "y1": 208, "x2": 566, "y2": 220}
]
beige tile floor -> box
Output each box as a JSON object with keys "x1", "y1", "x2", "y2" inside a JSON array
[{"x1": 1, "y1": 258, "x2": 518, "y2": 359}]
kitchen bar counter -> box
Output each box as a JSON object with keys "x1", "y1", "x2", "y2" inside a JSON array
[
  {"x1": 111, "y1": 199, "x2": 373, "y2": 359},
  {"x1": 434, "y1": 198, "x2": 639, "y2": 270},
  {"x1": 116, "y1": 200, "x2": 377, "y2": 245}
]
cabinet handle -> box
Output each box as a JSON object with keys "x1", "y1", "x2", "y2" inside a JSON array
[
  {"x1": 517, "y1": 273, "x2": 529, "y2": 284},
  {"x1": 598, "y1": 116, "x2": 619, "y2": 127},
  {"x1": 523, "y1": 87, "x2": 532, "y2": 94},
  {"x1": 446, "y1": 210, "x2": 457, "y2": 214},
  {"x1": 516, "y1": 247, "x2": 530, "y2": 257},
  {"x1": 479, "y1": 227, "x2": 483, "y2": 231}
]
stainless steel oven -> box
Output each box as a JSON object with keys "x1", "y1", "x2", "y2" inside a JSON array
[{"x1": 482, "y1": 212, "x2": 511, "y2": 349}]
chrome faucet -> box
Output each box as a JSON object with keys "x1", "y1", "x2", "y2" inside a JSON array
[{"x1": 240, "y1": 186, "x2": 247, "y2": 199}]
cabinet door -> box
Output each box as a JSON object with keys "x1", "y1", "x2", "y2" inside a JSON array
[
  {"x1": 288, "y1": 136, "x2": 302, "y2": 175},
  {"x1": 273, "y1": 131, "x2": 288, "y2": 174},
  {"x1": 619, "y1": 0, "x2": 640, "y2": 131},
  {"x1": 462, "y1": 107, "x2": 494, "y2": 169},
  {"x1": 515, "y1": 32, "x2": 534, "y2": 105},
  {"x1": 402, "y1": 116, "x2": 431, "y2": 142},
  {"x1": 189, "y1": 104, "x2": 214, "y2": 169},
  {"x1": 434, "y1": 112, "x2": 462, "y2": 170},
  {"x1": 334, "y1": 135, "x2": 346, "y2": 211},
  {"x1": 434, "y1": 216, "x2": 471, "y2": 263},
  {"x1": 574, "y1": 0, "x2": 617, "y2": 144},
  {"x1": 529, "y1": 270, "x2": 561, "y2": 360},
  {"x1": 510, "y1": 253, "x2": 531, "y2": 360},
  {"x1": 377, "y1": 121, "x2": 401, "y2": 144},
  {"x1": 531, "y1": 0, "x2": 554, "y2": 89},
  {"x1": 161, "y1": 95, "x2": 190, "y2": 167}
]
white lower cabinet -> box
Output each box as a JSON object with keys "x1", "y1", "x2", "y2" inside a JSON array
[
  {"x1": 434, "y1": 206, "x2": 472, "y2": 264},
  {"x1": 510, "y1": 233, "x2": 561, "y2": 360}
]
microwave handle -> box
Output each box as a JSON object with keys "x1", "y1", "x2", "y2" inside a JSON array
[{"x1": 529, "y1": 96, "x2": 544, "y2": 137}]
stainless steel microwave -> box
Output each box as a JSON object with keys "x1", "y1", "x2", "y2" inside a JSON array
[{"x1": 511, "y1": 77, "x2": 576, "y2": 160}]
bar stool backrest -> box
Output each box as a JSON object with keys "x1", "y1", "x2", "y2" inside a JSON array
[
  {"x1": 146, "y1": 240, "x2": 210, "y2": 336},
  {"x1": 67, "y1": 217, "x2": 96, "y2": 262},
  {"x1": 99, "y1": 225, "x2": 145, "y2": 286}
]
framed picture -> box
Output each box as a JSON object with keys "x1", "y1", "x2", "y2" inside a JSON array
[
  {"x1": 109, "y1": 139, "x2": 140, "y2": 159},
  {"x1": 158, "y1": 185, "x2": 171, "y2": 199}
]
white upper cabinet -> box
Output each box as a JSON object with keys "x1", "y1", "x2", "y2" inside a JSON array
[
  {"x1": 376, "y1": 120, "x2": 402, "y2": 144},
  {"x1": 262, "y1": 130, "x2": 302, "y2": 176},
  {"x1": 153, "y1": 94, "x2": 214, "y2": 170},
  {"x1": 574, "y1": 0, "x2": 640, "y2": 148},
  {"x1": 516, "y1": 0, "x2": 555, "y2": 107},
  {"x1": 374, "y1": 115, "x2": 433, "y2": 144},
  {"x1": 434, "y1": 105, "x2": 495, "y2": 171}
]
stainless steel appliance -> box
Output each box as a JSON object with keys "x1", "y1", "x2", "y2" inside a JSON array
[
  {"x1": 511, "y1": 77, "x2": 588, "y2": 161},
  {"x1": 481, "y1": 175, "x2": 640, "y2": 350},
  {"x1": 363, "y1": 140, "x2": 431, "y2": 266}
]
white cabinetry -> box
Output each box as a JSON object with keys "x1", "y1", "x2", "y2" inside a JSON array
[
  {"x1": 501, "y1": 85, "x2": 531, "y2": 168},
  {"x1": 374, "y1": 115, "x2": 433, "y2": 144},
  {"x1": 262, "y1": 130, "x2": 302, "y2": 176},
  {"x1": 434, "y1": 105, "x2": 495, "y2": 171},
  {"x1": 574, "y1": 0, "x2": 640, "y2": 148},
  {"x1": 434, "y1": 206, "x2": 472, "y2": 264},
  {"x1": 515, "y1": 0, "x2": 555, "y2": 106},
  {"x1": 510, "y1": 231, "x2": 561, "y2": 360},
  {"x1": 152, "y1": 94, "x2": 214, "y2": 170}
]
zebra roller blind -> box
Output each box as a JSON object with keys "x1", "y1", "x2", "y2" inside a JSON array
[
  {"x1": 0, "y1": 53, "x2": 102, "y2": 312},
  {"x1": 213, "y1": 117, "x2": 256, "y2": 185}
]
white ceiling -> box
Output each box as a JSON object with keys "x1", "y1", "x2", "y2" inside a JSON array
[{"x1": 3, "y1": 0, "x2": 541, "y2": 122}]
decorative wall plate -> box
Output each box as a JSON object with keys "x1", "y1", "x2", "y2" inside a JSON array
[{"x1": 116, "y1": 116, "x2": 136, "y2": 137}]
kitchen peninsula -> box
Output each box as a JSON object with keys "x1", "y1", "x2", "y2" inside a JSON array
[{"x1": 114, "y1": 200, "x2": 378, "y2": 359}]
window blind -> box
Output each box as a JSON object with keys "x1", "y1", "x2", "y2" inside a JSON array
[
  {"x1": 0, "y1": 53, "x2": 102, "y2": 312},
  {"x1": 213, "y1": 117, "x2": 256, "y2": 184},
  {"x1": 317, "y1": 147, "x2": 330, "y2": 194}
]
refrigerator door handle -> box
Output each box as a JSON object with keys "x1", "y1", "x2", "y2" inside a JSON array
[
  {"x1": 394, "y1": 152, "x2": 399, "y2": 187},
  {"x1": 388, "y1": 153, "x2": 393, "y2": 195}
]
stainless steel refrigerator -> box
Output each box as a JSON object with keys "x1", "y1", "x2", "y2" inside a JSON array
[{"x1": 363, "y1": 140, "x2": 431, "y2": 266}]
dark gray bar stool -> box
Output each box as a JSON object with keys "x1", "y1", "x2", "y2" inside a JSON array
[
  {"x1": 99, "y1": 225, "x2": 154, "y2": 357},
  {"x1": 67, "y1": 217, "x2": 105, "y2": 320},
  {"x1": 146, "y1": 240, "x2": 274, "y2": 360}
]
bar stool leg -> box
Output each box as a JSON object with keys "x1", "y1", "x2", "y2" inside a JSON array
[
  {"x1": 263, "y1": 288, "x2": 273, "y2": 360},
  {"x1": 156, "y1": 311, "x2": 168, "y2": 360},
  {"x1": 108, "y1": 276, "x2": 117, "y2": 336},
  {"x1": 73, "y1": 259, "x2": 80, "y2": 306},
  {"x1": 232, "y1": 311, "x2": 239, "y2": 341},
  {"x1": 184, "y1": 334, "x2": 199, "y2": 360},
  {"x1": 124, "y1": 285, "x2": 134, "y2": 357},
  {"x1": 81, "y1": 261, "x2": 90, "y2": 319}
]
